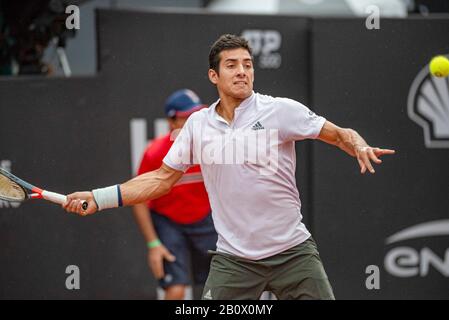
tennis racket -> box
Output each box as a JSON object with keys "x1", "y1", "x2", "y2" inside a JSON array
[{"x1": 0, "y1": 167, "x2": 88, "y2": 210}]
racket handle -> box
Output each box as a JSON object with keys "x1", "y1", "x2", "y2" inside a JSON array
[{"x1": 42, "y1": 191, "x2": 88, "y2": 210}]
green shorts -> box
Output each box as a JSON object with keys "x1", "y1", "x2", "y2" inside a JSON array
[{"x1": 202, "y1": 237, "x2": 335, "y2": 300}]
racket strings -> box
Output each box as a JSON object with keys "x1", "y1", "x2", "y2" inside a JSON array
[{"x1": 0, "y1": 174, "x2": 27, "y2": 201}]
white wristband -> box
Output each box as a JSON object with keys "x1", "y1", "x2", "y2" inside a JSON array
[{"x1": 92, "y1": 185, "x2": 122, "y2": 211}]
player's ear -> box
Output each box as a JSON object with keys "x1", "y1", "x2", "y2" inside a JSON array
[{"x1": 208, "y1": 68, "x2": 218, "y2": 85}]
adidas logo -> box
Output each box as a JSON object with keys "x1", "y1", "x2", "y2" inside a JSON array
[
  {"x1": 251, "y1": 121, "x2": 265, "y2": 130},
  {"x1": 203, "y1": 289, "x2": 212, "y2": 300}
]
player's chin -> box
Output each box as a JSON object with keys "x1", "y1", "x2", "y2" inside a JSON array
[{"x1": 231, "y1": 87, "x2": 252, "y2": 99}]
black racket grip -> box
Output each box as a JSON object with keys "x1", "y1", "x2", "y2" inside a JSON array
[{"x1": 82, "y1": 201, "x2": 88, "y2": 210}]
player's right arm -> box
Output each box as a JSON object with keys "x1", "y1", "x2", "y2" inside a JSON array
[
  {"x1": 63, "y1": 163, "x2": 183, "y2": 215},
  {"x1": 121, "y1": 163, "x2": 183, "y2": 205},
  {"x1": 65, "y1": 110, "x2": 195, "y2": 216}
]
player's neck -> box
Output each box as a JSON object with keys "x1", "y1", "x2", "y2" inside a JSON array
[{"x1": 216, "y1": 95, "x2": 245, "y2": 123}]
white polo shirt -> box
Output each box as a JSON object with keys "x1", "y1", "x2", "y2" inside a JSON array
[{"x1": 163, "y1": 92, "x2": 326, "y2": 260}]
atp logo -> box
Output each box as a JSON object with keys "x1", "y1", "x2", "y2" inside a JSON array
[
  {"x1": 241, "y1": 30, "x2": 282, "y2": 69},
  {"x1": 384, "y1": 219, "x2": 449, "y2": 278},
  {"x1": 408, "y1": 54, "x2": 449, "y2": 148}
]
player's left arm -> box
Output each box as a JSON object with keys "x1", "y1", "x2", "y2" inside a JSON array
[{"x1": 317, "y1": 120, "x2": 395, "y2": 174}]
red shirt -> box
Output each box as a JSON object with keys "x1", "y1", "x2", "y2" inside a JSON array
[{"x1": 137, "y1": 133, "x2": 211, "y2": 224}]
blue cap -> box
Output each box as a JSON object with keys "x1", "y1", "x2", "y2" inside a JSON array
[{"x1": 164, "y1": 89, "x2": 205, "y2": 118}]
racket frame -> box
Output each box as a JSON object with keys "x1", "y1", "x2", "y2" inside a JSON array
[{"x1": 0, "y1": 167, "x2": 86, "y2": 210}]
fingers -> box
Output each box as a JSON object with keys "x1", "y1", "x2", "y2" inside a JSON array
[
  {"x1": 373, "y1": 148, "x2": 396, "y2": 156},
  {"x1": 356, "y1": 146, "x2": 395, "y2": 174},
  {"x1": 152, "y1": 259, "x2": 164, "y2": 279},
  {"x1": 63, "y1": 196, "x2": 81, "y2": 212},
  {"x1": 149, "y1": 246, "x2": 176, "y2": 280},
  {"x1": 357, "y1": 157, "x2": 367, "y2": 174},
  {"x1": 361, "y1": 151, "x2": 375, "y2": 174},
  {"x1": 62, "y1": 192, "x2": 96, "y2": 216},
  {"x1": 368, "y1": 149, "x2": 382, "y2": 164},
  {"x1": 62, "y1": 193, "x2": 77, "y2": 209},
  {"x1": 164, "y1": 250, "x2": 176, "y2": 263},
  {"x1": 356, "y1": 147, "x2": 375, "y2": 173},
  {"x1": 64, "y1": 199, "x2": 85, "y2": 216},
  {"x1": 149, "y1": 250, "x2": 165, "y2": 279}
]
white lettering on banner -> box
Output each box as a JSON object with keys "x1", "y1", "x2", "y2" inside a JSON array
[
  {"x1": 241, "y1": 30, "x2": 282, "y2": 69},
  {"x1": 385, "y1": 247, "x2": 419, "y2": 277},
  {"x1": 385, "y1": 247, "x2": 449, "y2": 277},
  {"x1": 130, "y1": 118, "x2": 148, "y2": 175},
  {"x1": 129, "y1": 118, "x2": 169, "y2": 175},
  {"x1": 383, "y1": 220, "x2": 449, "y2": 278}
]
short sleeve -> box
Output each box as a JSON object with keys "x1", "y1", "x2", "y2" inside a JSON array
[
  {"x1": 162, "y1": 117, "x2": 194, "y2": 172},
  {"x1": 276, "y1": 98, "x2": 326, "y2": 141}
]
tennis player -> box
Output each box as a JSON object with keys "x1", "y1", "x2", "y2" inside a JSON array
[
  {"x1": 63, "y1": 34, "x2": 395, "y2": 300},
  {"x1": 132, "y1": 89, "x2": 217, "y2": 300}
]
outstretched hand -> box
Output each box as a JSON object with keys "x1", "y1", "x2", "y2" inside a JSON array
[{"x1": 355, "y1": 146, "x2": 395, "y2": 174}]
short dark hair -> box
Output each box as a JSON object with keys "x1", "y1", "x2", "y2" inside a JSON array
[{"x1": 209, "y1": 34, "x2": 252, "y2": 73}]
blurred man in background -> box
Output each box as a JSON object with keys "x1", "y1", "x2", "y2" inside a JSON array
[{"x1": 132, "y1": 89, "x2": 217, "y2": 300}]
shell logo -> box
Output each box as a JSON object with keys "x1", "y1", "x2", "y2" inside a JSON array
[{"x1": 408, "y1": 54, "x2": 449, "y2": 148}]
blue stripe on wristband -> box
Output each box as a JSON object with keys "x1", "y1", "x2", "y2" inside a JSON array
[{"x1": 117, "y1": 184, "x2": 123, "y2": 207}]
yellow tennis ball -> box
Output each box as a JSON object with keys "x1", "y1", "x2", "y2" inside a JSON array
[{"x1": 429, "y1": 55, "x2": 449, "y2": 78}]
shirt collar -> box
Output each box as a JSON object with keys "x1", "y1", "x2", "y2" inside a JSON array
[{"x1": 211, "y1": 91, "x2": 255, "y2": 121}]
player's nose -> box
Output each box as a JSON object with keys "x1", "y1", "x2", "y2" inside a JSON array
[{"x1": 236, "y1": 63, "x2": 245, "y2": 74}]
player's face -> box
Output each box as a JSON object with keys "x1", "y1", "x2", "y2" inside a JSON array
[{"x1": 208, "y1": 48, "x2": 254, "y2": 100}]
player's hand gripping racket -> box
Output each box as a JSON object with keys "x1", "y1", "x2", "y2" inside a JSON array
[{"x1": 0, "y1": 168, "x2": 88, "y2": 210}]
